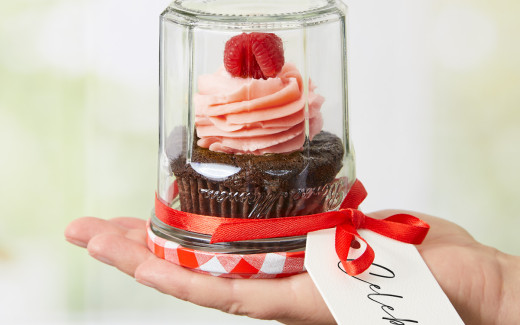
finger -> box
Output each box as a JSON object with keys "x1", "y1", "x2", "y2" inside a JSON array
[
  {"x1": 87, "y1": 231, "x2": 155, "y2": 276},
  {"x1": 110, "y1": 217, "x2": 147, "y2": 230},
  {"x1": 134, "y1": 258, "x2": 282, "y2": 317},
  {"x1": 134, "y1": 259, "x2": 332, "y2": 323},
  {"x1": 65, "y1": 217, "x2": 127, "y2": 248}
]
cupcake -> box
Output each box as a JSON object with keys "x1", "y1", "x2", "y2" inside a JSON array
[{"x1": 168, "y1": 32, "x2": 346, "y2": 219}]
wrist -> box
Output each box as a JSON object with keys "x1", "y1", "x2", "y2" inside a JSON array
[{"x1": 497, "y1": 252, "x2": 520, "y2": 324}]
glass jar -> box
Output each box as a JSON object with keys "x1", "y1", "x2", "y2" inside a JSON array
[{"x1": 151, "y1": 0, "x2": 355, "y2": 254}]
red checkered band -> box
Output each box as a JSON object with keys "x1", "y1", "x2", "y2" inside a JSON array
[{"x1": 147, "y1": 220, "x2": 306, "y2": 279}]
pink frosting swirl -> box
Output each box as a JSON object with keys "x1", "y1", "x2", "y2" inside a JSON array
[{"x1": 194, "y1": 63, "x2": 324, "y2": 155}]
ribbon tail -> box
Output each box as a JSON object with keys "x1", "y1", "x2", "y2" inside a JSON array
[
  {"x1": 341, "y1": 236, "x2": 375, "y2": 276},
  {"x1": 365, "y1": 214, "x2": 430, "y2": 245},
  {"x1": 336, "y1": 224, "x2": 375, "y2": 276}
]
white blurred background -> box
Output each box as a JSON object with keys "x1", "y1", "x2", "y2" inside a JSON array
[{"x1": 1, "y1": 0, "x2": 519, "y2": 323}]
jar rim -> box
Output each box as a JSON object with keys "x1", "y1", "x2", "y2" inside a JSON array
[
  {"x1": 169, "y1": 0, "x2": 338, "y2": 19},
  {"x1": 170, "y1": 0, "x2": 335, "y2": 17},
  {"x1": 164, "y1": 0, "x2": 346, "y2": 29}
]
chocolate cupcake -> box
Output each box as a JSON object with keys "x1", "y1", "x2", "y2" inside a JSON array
[{"x1": 168, "y1": 130, "x2": 345, "y2": 218}]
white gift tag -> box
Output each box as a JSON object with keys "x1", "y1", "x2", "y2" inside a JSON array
[{"x1": 305, "y1": 228, "x2": 464, "y2": 325}]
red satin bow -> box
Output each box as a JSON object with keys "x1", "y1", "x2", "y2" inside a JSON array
[{"x1": 155, "y1": 180, "x2": 430, "y2": 276}]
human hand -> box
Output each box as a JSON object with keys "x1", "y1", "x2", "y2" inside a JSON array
[
  {"x1": 65, "y1": 216, "x2": 333, "y2": 324},
  {"x1": 65, "y1": 211, "x2": 520, "y2": 325}
]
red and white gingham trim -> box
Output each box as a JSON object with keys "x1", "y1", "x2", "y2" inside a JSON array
[{"x1": 147, "y1": 220, "x2": 306, "y2": 279}]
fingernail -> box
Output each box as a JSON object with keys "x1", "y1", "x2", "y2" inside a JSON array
[
  {"x1": 66, "y1": 237, "x2": 87, "y2": 248},
  {"x1": 136, "y1": 278, "x2": 156, "y2": 289},
  {"x1": 89, "y1": 253, "x2": 114, "y2": 266}
]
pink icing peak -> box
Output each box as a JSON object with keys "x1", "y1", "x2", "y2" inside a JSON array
[{"x1": 194, "y1": 63, "x2": 324, "y2": 155}]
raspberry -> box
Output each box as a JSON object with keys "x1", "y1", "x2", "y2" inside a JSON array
[
  {"x1": 250, "y1": 33, "x2": 284, "y2": 78},
  {"x1": 224, "y1": 32, "x2": 284, "y2": 79},
  {"x1": 223, "y1": 33, "x2": 251, "y2": 78}
]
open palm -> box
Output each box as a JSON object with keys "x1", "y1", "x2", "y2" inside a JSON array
[{"x1": 65, "y1": 210, "x2": 517, "y2": 325}]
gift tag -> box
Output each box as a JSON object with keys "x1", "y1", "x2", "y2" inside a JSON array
[{"x1": 305, "y1": 228, "x2": 464, "y2": 325}]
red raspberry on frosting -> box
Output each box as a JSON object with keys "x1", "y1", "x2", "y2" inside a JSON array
[{"x1": 224, "y1": 32, "x2": 284, "y2": 79}]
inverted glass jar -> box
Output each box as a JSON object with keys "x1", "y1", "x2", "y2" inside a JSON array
[{"x1": 151, "y1": 0, "x2": 355, "y2": 254}]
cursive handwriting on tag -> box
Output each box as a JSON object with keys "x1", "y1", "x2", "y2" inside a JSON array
[{"x1": 338, "y1": 261, "x2": 418, "y2": 324}]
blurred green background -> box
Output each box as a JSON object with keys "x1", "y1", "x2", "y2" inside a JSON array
[{"x1": 1, "y1": 0, "x2": 518, "y2": 323}]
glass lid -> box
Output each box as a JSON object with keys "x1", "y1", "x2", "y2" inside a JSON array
[{"x1": 171, "y1": 0, "x2": 335, "y2": 16}]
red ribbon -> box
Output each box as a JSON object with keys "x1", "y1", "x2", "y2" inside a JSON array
[{"x1": 155, "y1": 180, "x2": 430, "y2": 276}]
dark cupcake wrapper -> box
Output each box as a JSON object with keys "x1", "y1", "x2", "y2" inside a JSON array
[{"x1": 176, "y1": 176, "x2": 344, "y2": 219}]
